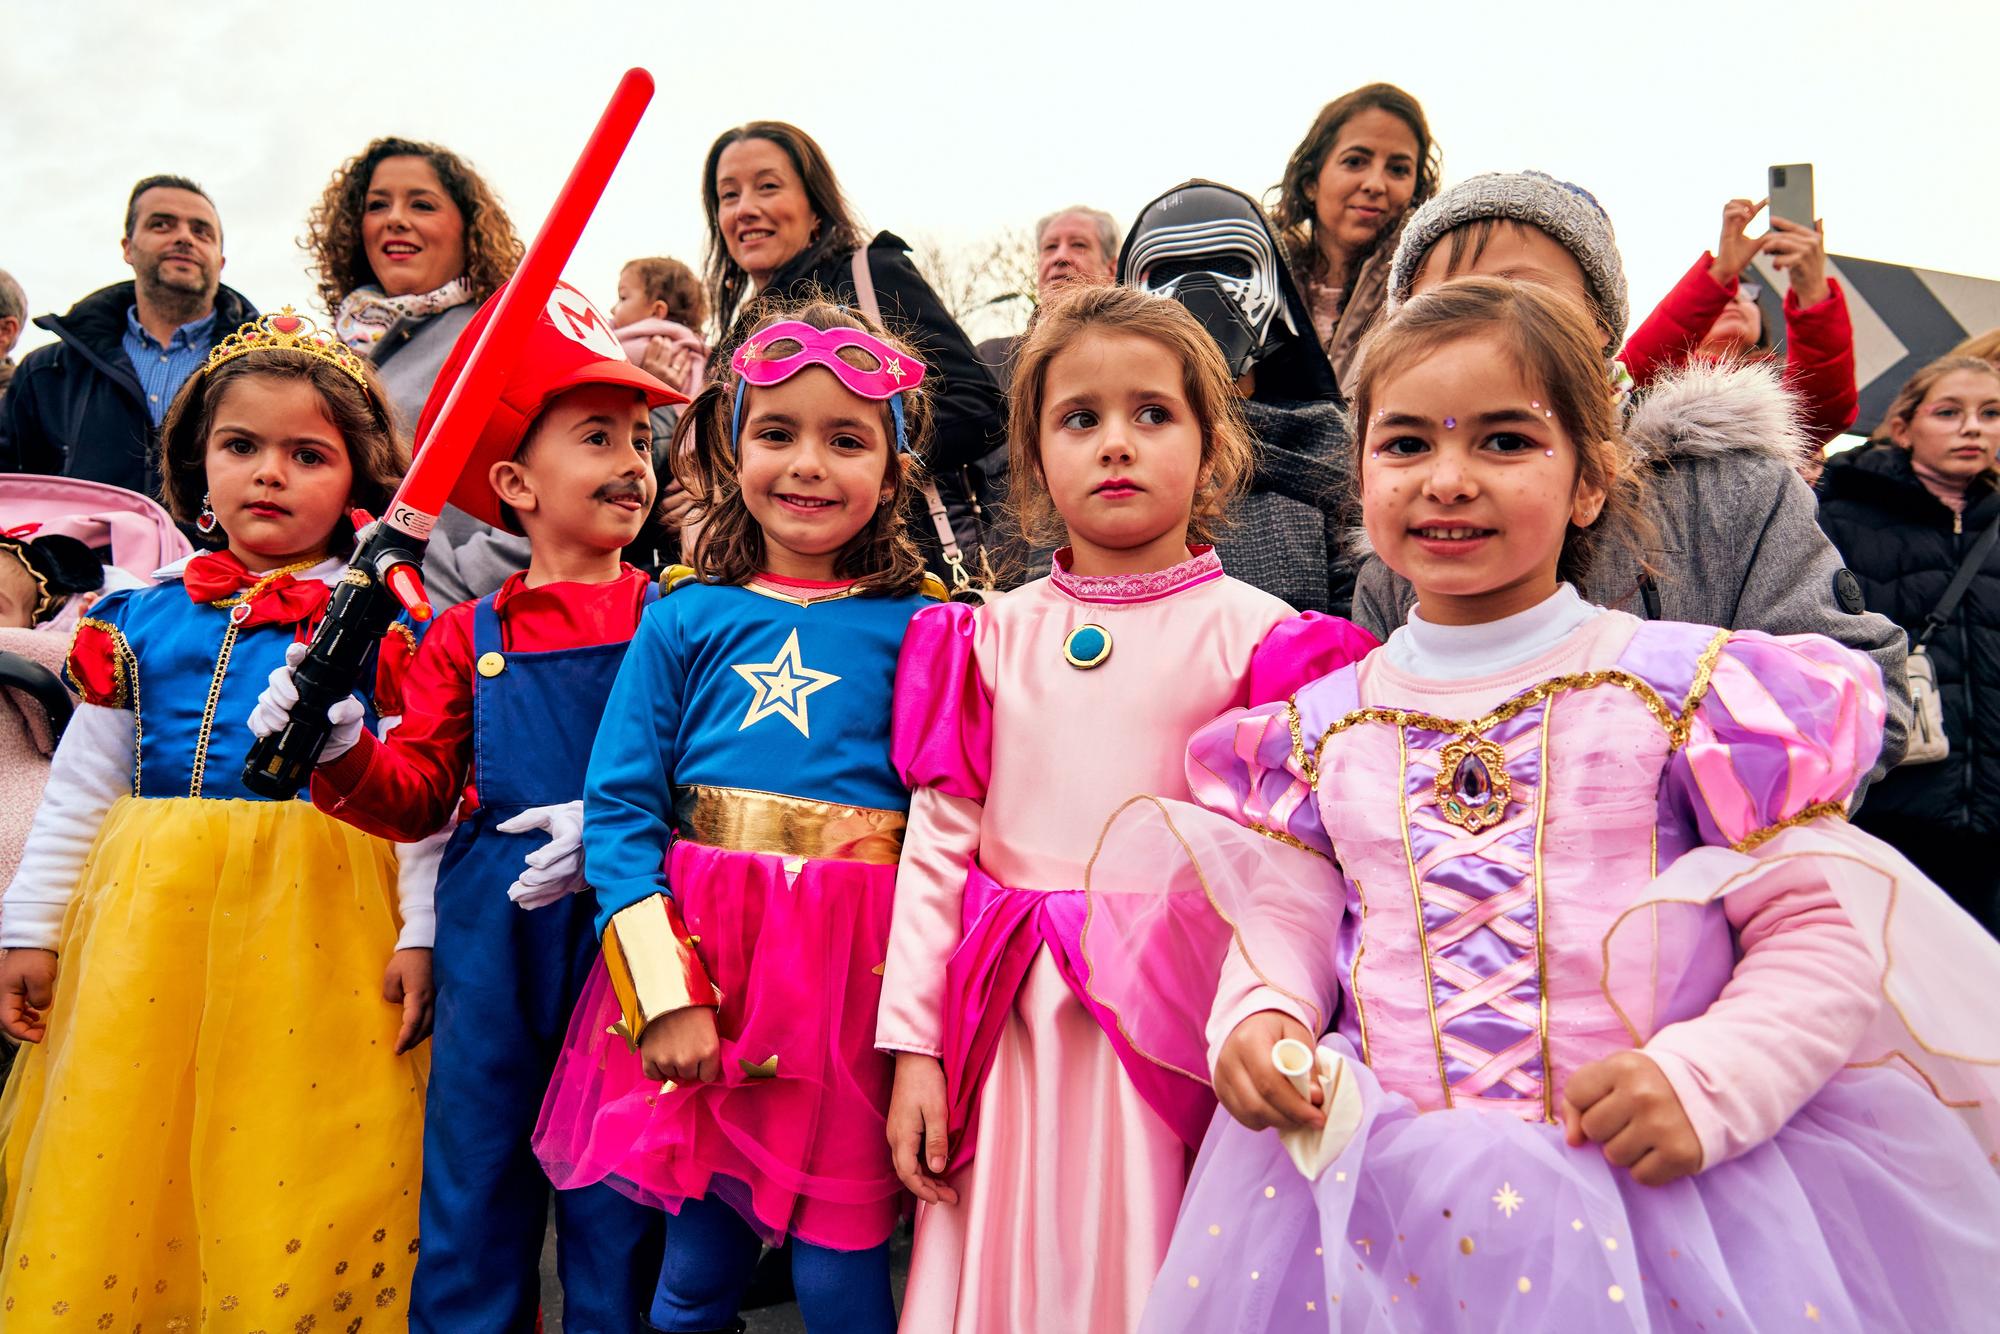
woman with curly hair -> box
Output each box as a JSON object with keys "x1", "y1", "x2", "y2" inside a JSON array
[
  {"x1": 1268, "y1": 83, "x2": 1441, "y2": 387},
  {"x1": 305, "y1": 137, "x2": 523, "y2": 426},
  {"x1": 304, "y1": 137, "x2": 527, "y2": 603}
]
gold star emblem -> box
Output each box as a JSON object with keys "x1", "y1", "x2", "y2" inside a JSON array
[
  {"x1": 884, "y1": 355, "x2": 906, "y2": 381},
  {"x1": 1491, "y1": 1182, "x2": 1524, "y2": 1218},
  {"x1": 733, "y1": 629, "x2": 841, "y2": 737}
]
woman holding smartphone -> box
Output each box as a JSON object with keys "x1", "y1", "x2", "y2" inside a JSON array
[{"x1": 1620, "y1": 187, "x2": 1858, "y2": 458}]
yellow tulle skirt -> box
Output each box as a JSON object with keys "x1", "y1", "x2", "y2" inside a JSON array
[{"x1": 0, "y1": 796, "x2": 426, "y2": 1331}]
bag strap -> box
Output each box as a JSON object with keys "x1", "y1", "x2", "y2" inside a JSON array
[
  {"x1": 849, "y1": 248, "x2": 980, "y2": 596},
  {"x1": 1917, "y1": 506, "x2": 2000, "y2": 648},
  {"x1": 848, "y1": 247, "x2": 882, "y2": 326}
]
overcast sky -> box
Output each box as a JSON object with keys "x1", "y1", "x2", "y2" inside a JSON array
[{"x1": 5, "y1": 0, "x2": 1993, "y2": 361}]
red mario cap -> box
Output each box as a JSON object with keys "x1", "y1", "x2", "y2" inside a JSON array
[{"x1": 414, "y1": 279, "x2": 688, "y2": 532}]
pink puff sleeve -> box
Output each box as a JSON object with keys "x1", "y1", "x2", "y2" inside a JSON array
[
  {"x1": 878, "y1": 601, "x2": 992, "y2": 1057},
  {"x1": 1187, "y1": 699, "x2": 1333, "y2": 859},
  {"x1": 1244, "y1": 611, "x2": 1379, "y2": 709},
  {"x1": 1642, "y1": 632, "x2": 1885, "y2": 1168},
  {"x1": 888, "y1": 601, "x2": 991, "y2": 799},
  {"x1": 1670, "y1": 630, "x2": 1882, "y2": 852}
]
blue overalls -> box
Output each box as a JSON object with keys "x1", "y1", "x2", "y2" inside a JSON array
[{"x1": 412, "y1": 590, "x2": 664, "y2": 1333}]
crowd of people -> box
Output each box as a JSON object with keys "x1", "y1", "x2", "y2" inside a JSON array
[{"x1": 0, "y1": 78, "x2": 1996, "y2": 1334}]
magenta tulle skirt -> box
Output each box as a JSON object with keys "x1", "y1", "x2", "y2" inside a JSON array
[
  {"x1": 533, "y1": 840, "x2": 901, "y2": 1250},
  {"x1": 1141, "y1": 1037, "x2": 2000, "y2": 1333}
]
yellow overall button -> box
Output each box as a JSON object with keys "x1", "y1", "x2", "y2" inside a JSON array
[{"x1": 476, "y1": 651, "x2": 506, "y2": 678}]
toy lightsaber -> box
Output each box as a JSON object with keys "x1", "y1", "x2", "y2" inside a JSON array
[{"x1": 242, "y1": 66, "x2": 656, "y2": 798}]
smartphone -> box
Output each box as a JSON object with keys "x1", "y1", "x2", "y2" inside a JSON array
[{"x1": 1769, "y1": 163, "x2": 1815, "y2": 226}]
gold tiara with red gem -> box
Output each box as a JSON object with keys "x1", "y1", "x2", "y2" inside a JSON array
[{"x1": 203, "y1": 306, "x2": 370, "y2": 387}]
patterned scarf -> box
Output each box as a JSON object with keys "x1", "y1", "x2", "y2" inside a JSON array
[{"x1": 333, "y1": 276, "x2": 476, "y2": 353}]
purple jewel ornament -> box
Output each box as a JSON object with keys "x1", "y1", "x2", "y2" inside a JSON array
[
  {"x1": 1453, "y1": 750, "x2": 1493, "y2": 806},
  {"x1": 1443, "y1": 416, "x2": 1457, "y2": 429}
]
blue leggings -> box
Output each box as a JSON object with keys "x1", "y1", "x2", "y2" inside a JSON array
[{"x1": 650, "y1": 1193, "x2": 895, "y2": 1333}]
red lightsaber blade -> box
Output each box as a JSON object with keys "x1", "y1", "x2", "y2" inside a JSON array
[
  {"x1": 241, "y1": 67, "x2": 655, "y2": 798},
  {"x1": 385, "y1": 64, "x2": 657, "y2": 541}
]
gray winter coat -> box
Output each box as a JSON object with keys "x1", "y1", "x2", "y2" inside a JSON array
[{"x1": 1351, "y1": 360, "x2": 1910, "y2": 773}]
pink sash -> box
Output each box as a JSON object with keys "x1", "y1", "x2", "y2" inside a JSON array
[{"x1": 938, "y1": 862, "x2": 1215, "y2": 1170}]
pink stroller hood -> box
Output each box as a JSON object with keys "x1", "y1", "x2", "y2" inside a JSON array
[{"x1": 0, "y1": 473, "x2": 192, "y2": 581}]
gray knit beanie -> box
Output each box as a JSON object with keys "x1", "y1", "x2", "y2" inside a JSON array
[{"x1": 1386, "y1": 170, "x2": 1629, "y2": 354}]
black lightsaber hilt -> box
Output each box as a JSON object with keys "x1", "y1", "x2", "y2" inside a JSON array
[{"x1": 241, "y1": 522, "x2": 429, "y2": 798}]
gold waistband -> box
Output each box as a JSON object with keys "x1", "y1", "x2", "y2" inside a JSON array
[{"x1": 674, "y1": 785, "x2": 905, "y2": 864}]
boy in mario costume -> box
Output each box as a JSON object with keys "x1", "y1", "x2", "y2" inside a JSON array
[{"x1": 252, "y1": 281, "x2": 685, "y2": 1332}]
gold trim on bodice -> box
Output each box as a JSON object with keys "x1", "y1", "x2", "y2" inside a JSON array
[
  {"x1": 1325, "y1": 630, "x2": 1732, "y2": 1121},
  {"x1": 674, "y1": 784, "x2": 905, "y2": 864},
  {"x1": 190, "y1": 560, "x2": 321, "y2": 798},
  {"x1": 1287, "y1": 628, "x2": 1731, "y2": 788}
]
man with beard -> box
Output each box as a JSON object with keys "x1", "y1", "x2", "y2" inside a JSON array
[{"x1": 0, "y1": 176, "x2": 257, "y2": 501}]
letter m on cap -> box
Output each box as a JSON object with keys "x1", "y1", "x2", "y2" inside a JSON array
[{"x1": 544, "y1": 283, "x2": 625, "y2": 360}]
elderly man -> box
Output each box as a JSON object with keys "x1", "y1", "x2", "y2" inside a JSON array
[
  {"x1": 976, "y1": 204, "x2": 1119, "y2": 391},
  {"x1": 0, "y1": 176, "x2": 256, "y2": 500},
  {"x1": 0, "y1": 270, "x2": 24, "y2": 403}
]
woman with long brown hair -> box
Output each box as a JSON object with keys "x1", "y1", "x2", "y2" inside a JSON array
[
  {"x1": 305, "y1": 136, "x2": 522, "y2": 427},
  {"x1": 1268, "y1": 83, "x2": 1441, "y2": 386},
  {"x1": 699, "y1": 121, "x2": 1005, "y2": 584}
]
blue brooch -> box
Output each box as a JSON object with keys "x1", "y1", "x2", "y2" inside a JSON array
[{"x1": 1063, "y1": 623, "x2": 1112, "y2": 670}]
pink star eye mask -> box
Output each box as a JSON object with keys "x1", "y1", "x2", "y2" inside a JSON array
[{"x1": 730, "y1": 321, "x2": 929, "y2": 454}]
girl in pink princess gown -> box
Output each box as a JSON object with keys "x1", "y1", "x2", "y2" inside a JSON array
[
  {"x1": 1100, "y1": 278, "x2": 2000, "y2": 1332},
  {"x1": 876, "y1": 285, "x2": 1376, "y2": 1333}
]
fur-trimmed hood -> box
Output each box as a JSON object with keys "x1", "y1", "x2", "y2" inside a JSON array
[{"x1": 1622, "y1": 357, "x2": 1812, "y2": 469}]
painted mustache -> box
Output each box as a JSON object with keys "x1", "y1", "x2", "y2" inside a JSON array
[{"x1": 594, "y1": 480, "x2": 650, "y2": 504}]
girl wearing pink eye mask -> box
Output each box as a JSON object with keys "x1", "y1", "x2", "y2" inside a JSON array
[{"x1": 533, "y1": 302, "x2": 945, "y2": 1333}]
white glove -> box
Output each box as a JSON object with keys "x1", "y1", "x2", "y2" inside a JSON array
[
  {"x1": 496, "y1": 800, "x2": 587, "y2": 909},
  {"x1": 247, "y1": 641, "x2": 365, "y2": 763}
]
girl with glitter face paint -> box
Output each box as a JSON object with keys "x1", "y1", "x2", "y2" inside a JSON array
[
  {"x1": 1111, "y1": 278, "x2": 2000, "y2": 1333},
  {"x1": 877, "y1": 284, "x2": 1375, "y2": 1333}
]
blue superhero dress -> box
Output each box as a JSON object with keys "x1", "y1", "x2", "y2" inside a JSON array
[{"x1": 534, "y1": 574, "x2": 933, "y2": 1261}]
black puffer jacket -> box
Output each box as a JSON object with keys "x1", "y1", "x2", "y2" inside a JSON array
[{"x1": 1817, "y1": 443, "x2": 2000, "y2": 835}]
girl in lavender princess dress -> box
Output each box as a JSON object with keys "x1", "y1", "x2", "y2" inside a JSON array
[
  {"x1": 1091, "y1": 279, "x2": 2000, "y2": 1333},
  {"x1": 877, "y1": 285, "x2": 1376, "y2": 1333}
]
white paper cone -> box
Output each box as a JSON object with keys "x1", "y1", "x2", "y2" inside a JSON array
[
  {"x1": 1271, "y1": 1041, "x2": 1364, "y2": 1182},
  {"x1": 1272, "y1": 1037, "x2": 1316, "y2": 1100}
]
